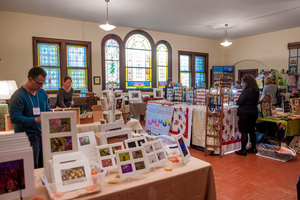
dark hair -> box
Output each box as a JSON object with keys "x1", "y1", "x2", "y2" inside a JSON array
[
  {"x1": 28, "y1": 66, "x2": 47, "y2": 79},
  {"x1": 236, "y1": 80, "x2": 241, "y2": 84},
  {"x1": 167, "y1": 78, "x2": 172, "y2": 84},
  {"x1": 242, "y1": 75, "x2": 259, "y2": 92},
  {"x1": 63, "y1": 76, "x2": 72, "y2": 82}
]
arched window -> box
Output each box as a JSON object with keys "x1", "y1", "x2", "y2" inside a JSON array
[
  {"x1": 101, "y1": 34, "x2": 122, "y2": 90},
  {"x1": 156, "y1": 41, "x2": 172, "y2": 88},
  {"x1": 125, "y1": 31, "x2": 154, "y2": 90}
]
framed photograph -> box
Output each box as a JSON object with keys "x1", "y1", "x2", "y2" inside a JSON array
[
  {"x1": 77, "y1": 131, "x2": 98, "y2": 164},
  {"x1": 115, "y1": 147, "x2": 149, "y2": 178},
  {"x1": 174, "y1": 134, "x2": 191, "y2": 164},
  {"x1": 114, "y1": 112, "x2": 122, "y2": 121},
  {"x1": 94, "y1": 76, "x2": 101, "y2": 85},
  {"x1": 99, "y1": 120, "x2": 125, "y2": 132},
  {"x1": 260, "y1": 101, "x2": 272, "y2": 118},
  {"x1": 99, "y1": 128, "x2": 132, "y2": 145},
  {"x1": 153, "y1": 88, "x2": 163, "y2": 98},
  {"x1": 115, "y1": 97, "x2": 124, "y2": 110},
  {"x1": 142, "y1": 140, "x2": 168, "y2": 167},
  {"x1": 128, "y1": 90, "x2": 142, "y2": 101},
  {"x1": 124, "y1": 136, "x2": 147, "y2": 149},
  {"x1": 52, "y1": 159, "x2": 92, "y2": 193},
  {"x1": 95, "y1": 142, "x2": 124, "y2": 171},
  {"x1": 100, "y1": 97, "x2": 108, "y2": 111},
  {"x1": 0, "y1": 149, "x2": 35, "y2": 200},
  {"x1": 102, "y1": 90, "x2": 109, "y2": 98},
  {"x1": 113, "y1": 90, "x2": 122, "y2": 98},
  {"x1": 102, "y1": 111, "x2": 110, "y2": 123},
  {"x1": 41, "y1": 111, "x2": 78, "y2": 181}
]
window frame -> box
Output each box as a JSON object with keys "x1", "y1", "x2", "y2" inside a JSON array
[
  {"x1": 101, "y1": 34, "x2": 124, "y2": 90},
  {"x1": 178, "y1": 51, "x2": 208, "y2": 89},
  {"x1": 155, "y1": 40, "x2": 172, "y2": 88},
  {"x1": 33, "y1": 37, "x2": 92, "y2": 94}
]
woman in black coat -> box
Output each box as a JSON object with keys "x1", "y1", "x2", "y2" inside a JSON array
[{"x1": 235, "y1": 75, "x2": 259, "y2": 156}]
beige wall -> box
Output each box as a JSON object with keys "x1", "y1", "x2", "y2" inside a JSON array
[
  {"x1": 1, "y1": 11, "x2": 300, "y2": 96},
  {"x1": 0, "y1": 11, "x2": 221, "y2": 96},
  {"x1": 226, "y1": 27, "x2": 300, "y2": 81}
]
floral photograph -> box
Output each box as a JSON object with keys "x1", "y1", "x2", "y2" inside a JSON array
[
  {"x1": 50, "y1": 136, "x2": 73, "y2": 153},
  {"x1": 49, "y1": 118, "x2": 71, "y2": 133}
]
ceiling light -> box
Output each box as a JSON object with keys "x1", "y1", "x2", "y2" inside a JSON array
[
  {"x1": 99, "y1": 0, "x2": 115, "y2": 31},
  {"x1": 220, "y1": 24, "x2": 232, "y2": 47}
]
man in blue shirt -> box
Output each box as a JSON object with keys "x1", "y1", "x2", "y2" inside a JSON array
[{"x1": 9, "y1": 67, "x2": 50, "y2": 168}]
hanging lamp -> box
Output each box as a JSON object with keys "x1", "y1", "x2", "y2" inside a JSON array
[
  {"x1": 220, "y1": 24, "x2": 232, "y2": 47},
  {"x1": 99, "y1": 0, "x2": 115, "y2": 31}
]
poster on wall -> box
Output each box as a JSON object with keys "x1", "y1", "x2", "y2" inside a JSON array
[{"x1": 145, "y1": 103, "x2": 174, "y2": 135}]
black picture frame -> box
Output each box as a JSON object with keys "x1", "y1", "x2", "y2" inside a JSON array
[{"x1": 94, "y1": 76, "x2": 101, "y2": 85}]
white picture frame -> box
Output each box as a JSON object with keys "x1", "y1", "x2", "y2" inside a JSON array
[
  {"x1": 115, "y1": 97, "x2": 124, "y2": 110},
  {"x1": 95, "y1": 142, "x2": 124, "y2": 171},
  {"x1": 102, "y1": 90, "x2": 109, "y2": 98},
  {"x1": 77, "y1": 131, "x2": 98, "y2": 164},
  {"x1": 153, "y1": 88, "x2": 163, "y2": 98},
  {"x1": 115, "y1": 147, "x2": 149, "y2": 178},
  {"x1": 114, "y1": 112, "x2": 122, "y2": 121},
  {"x1": 173, "y1": 134, "x2": 191, "y2": 164},
  {"x1": 124, "y1": 136, "x2": 147, "y2": 149},
  {"x1": 128, "y1": 90, "x2": 142, "y2": 101},
  {"x1": 99, "y1": 128, "x2": 132, "y2": 145},
  {"x1": 142, "y1": 140, "x2": 168, "y2": 167},
  {"x1": 102, "y1": 111, "x2": 110, "y2": 123},
  {"x1": 100, "y1": 97, "x2": 108, "y2": 111},
  {"x1": 41, "y1": 111, "x2": 78, "y2": 181},
  {"x1": 0, "y1": 149, "x2": 35, "y2": 200},
  {"x1": 52, "y1": 159, "x2": 92, "y2": 193},
  {"x1": 113, "y1": 90, "x2": 122, "y2": 98},
  {"x1": 99, "y1": 120, "x2": 125, "y2": 132}
]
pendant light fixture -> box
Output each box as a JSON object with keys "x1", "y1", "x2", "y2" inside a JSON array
[
  {"x1": 220, "y1": 24, "x2": 232, "y2": 47},
  {"x1": 99, "y1": 0, "x2": 115, "y2": 31}
]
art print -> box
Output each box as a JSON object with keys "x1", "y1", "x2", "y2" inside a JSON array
[
  {"x1": 95, "y1": 142, "x2": 124, "y2": 171},
  {"x1": 127, "y1": 141, "x2": 137, "y2": 148},
  {"x1": 115, "y1": 97, "x2": 124, "y2": 110},
  {"x1": 114, "y1": 90, "x2": 122, "y2": 98},
  {"x1": 99, "y1": 128, "x2": 132, "y2": 145},
  {"x1": 115, "y1": 147, "x2": 149, "y2": 178},
  {"x1": 61, "y1": 166, "x2": 86, "y2": 186},
  {"x1": 79, "y1": 136, "x2": 90, "y2": 146},
  {"x1": 260, "y1": 101, "x2": 272, "y2": 118},
  {"x1": 144, "y1": 145, "x2": 154, "y2": 153},
  {"x1": 115, "y1": 113, "x2": 122, "y2": 121},
  {"x1": 49, "y1": 118, "x2": 71, "y2": 133},
  {"x1": 0, "y1": 149, "x2": 35, "y2": 199},
  {"x1": 124, "y1": 136, "x2": 147, "y2": 149},
  {"x1": 103, "y1": 112, "x2": 109, "y2": 123},
  {"x1": 153, "y1": 88, "x2": 163, "y2": 98},
  {"x1": 174, "y1": 134, "x2": 191, "y2": 164},
  {"x1": 100, "y1": 97, "x2": 108, "y2": 111},
  {"x1": 128, "y1": 90, "x2": 142, "y2": 101},
  {"x1": 142, "y1": 140, "x2": 168, "y2": 167},
  {"x1": 50, "y1": 136, "x2": 73, "y2": 153}
]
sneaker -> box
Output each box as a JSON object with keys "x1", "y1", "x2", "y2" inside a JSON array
[
  {"x1": 235, "y1": 150, "x2": 247, "y2": 156},
  {"x1": 246, "y1": 148, "x2": 257, "y2": 154}
]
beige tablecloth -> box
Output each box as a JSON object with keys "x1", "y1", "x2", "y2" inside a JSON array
[
  {"x1": 130, "y1": 102, "x2": 147, "y2": 116},
  {"x1": 25, "y1": 157, "x2": 216, "y2": 200}
]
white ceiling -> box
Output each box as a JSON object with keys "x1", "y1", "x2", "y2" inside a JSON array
[{"x1": 1, "y1": 0, "x2": 300, "y2": 40}]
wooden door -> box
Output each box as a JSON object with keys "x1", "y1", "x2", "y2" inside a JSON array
[{"x1": 238, "y1": 69, "x2": 258, "y2": 81}]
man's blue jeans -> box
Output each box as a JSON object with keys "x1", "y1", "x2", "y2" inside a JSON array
[{"x1": 28, "y1": 134, "x2": 43, "y2": 169}]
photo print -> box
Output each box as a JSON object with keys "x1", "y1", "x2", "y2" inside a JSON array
[
  {"x1": 153, "y1": 88, "x2": 163, "y2": 98},
  {"x1": 79, "y1": 136, "x2": 90, "y2": 146},
  {"x1": 174, "y1": 134, "x2": 191, "y2": 164},
  {"x1": 135, "y1": 161, "x2": 146, "y2": 171},
  {"x1": 178, "y1": 138, "x2": 188, "y2": 157},
  {"x1": 148, "y1": 154, "x2": 157, "y2": 164},
  {"x1": 50, "y1": 136, "x2": 73, "y2": 153},
  {"x1": 112, "y1": 145, "x2": 122, "y2": 154},
  {"x1": 153, "y1": 142, "x2": 162, "y2": 150},
  {"x1": 107, "y1": 134, "x2": 128, "y2": 145},
  {"x1": 137, "y1": 139, "x2": 145, "y2": 146},
  {"x1": 114, "y1": 90, "x2": 122, "y2": 98},
  {"x1": 99, "y1": 148, "x2": 111, "y2": 157},
  {"x1": 119, "y1": 152, "x2": 130, "y2": 162},
  {"x1": 61, "y1": 166, "x2": 86, "y2": 186},
  {"x1": 101, "y1": 158, "x2": 113, "y2": 168},
  {"x1": 132, "y1": 150, "x2": 143, "y2": 159},
  {"x1": 127, "y1": 141, "x2": 137, "y2": 148},
  {"x1": 128, "y1": 90, "x2": 141, "y2": 101},
  {"x1": 121, "y1": 164, "x2": 133, "y2": 174},
  {"x1": 115, "y1": 97, "x2": 124, "y2": 110},
  {"x1": 103, "y1": 113, "x2": 109, "y2": 123},
  {"x1": 100, "y1": 97, "x2": 108, "y2": 111},
  {"x1": 157, "y1": 152, "x2": 166, "y2": 161},
  {"x1": 49, "y1": 118, "x2": 71, "y2": 133},
  {"x1": 144, "y1": 145, "x2": 154, "y2": 153},
  {"x1": 115, "y1": 113, "x2": 122, "y2": 121}
]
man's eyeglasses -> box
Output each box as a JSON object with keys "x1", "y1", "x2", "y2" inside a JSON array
[{"x1": 32, "y1": 78, "x2": 44, "y2": 86}]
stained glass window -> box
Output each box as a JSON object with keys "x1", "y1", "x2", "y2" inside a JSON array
[
  {"x1": 67, "y1": 45, "x2": 88, "y2": 90},
  {"x1": 179, "y1": 52, "x2": 208, "y2": 89},
  {"x1": 38, "y1": 43, "x2": 60, "y2": 66},
  {"x1": 156, "y1": 44, "x2": 168, "y2": 88},
  {"x1": 43, "y1": 68, "x2": 61, "y2": 90},
  {"x1": 125, "y1": 34, "x2": 152, "y2": 89},
  {"x1": 180, "y1": 55, "x2": 191, "y2": 87},
  {"x1": 105, "y1": 39, "x2": 120, "y2": 88},
  {"x1": 33, "y1": 37, "x2": 91, "y2": 92},
  {"x1": 68, "y1": 69, "x2": 87, "y2": 89}
]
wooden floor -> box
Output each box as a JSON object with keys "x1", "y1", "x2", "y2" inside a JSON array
[{"x1": 140, "y1": 120, "x2": 300, "y2": 200}]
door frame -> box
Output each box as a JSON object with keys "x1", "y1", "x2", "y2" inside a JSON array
[{"x1": 238, "y1": 69, "x2": 258, "y2": 80}]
